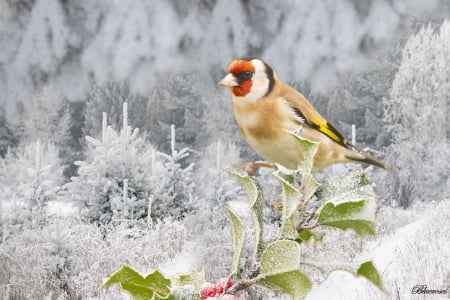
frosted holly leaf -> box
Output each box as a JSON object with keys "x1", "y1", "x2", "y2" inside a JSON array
[
  {"x1": 175, "y1": 269, "x2": 205, "y2": 291},
  {"x1": 263, "y1": 270, "x2": 312, "y2": 300},
  {"x1": 296, "y1": 229, "x2": 325, "y2": 243},
  {"x1": 227, "y1": 167, "x2": 264, "y2": 255},
  {"x1": 227, "y1": 167, "x2": 259, "y2": 208},
  {"x1": 318, "y1": 198, "x2": 376, "y2": 235},
  {"x1": 280, "y1": 214, "x2": 299, "y2": 240},
  {"x1": 302, "y1": 174, "x2": 320, "y2": 202},
  {"x1": 321, "y1": 168, "x2": 371, "y2": 202},
  {"x1": 273, "y1": 171, "x2": 301, "y2": 239},
  {"x1": 225, "y1": 205, "x2": 246, "y2": 275},
  {"x1": 285, "y1": 130, "x2": 319, "y2": 175},
  {"x1": 318, "y1": 168, "x2": 377, "y2": 236},
  {"x1": 101, "y1": 265, "x2": 171, "y2": 299},
  {"x1": 357, "y1": 261, "x2": 384, "y2": 291},
  {"x1": 260, "y1": 240, "x2": 301, "y2": 275},
  {"x1": 260, "y1": 240, "x2": 312, "y2": 299}
]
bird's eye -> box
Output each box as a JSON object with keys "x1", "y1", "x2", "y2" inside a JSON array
[
  {"x1": 243, "y1": 71, "x2": 253, "y2": 80},
  {"x1": 234, "y1": 71, "x2": 253, "y2": 83}
]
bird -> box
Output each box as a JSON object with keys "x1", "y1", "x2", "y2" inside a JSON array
[{"x1": 218, "y1": 57, "x2": 392, "y2": 173}]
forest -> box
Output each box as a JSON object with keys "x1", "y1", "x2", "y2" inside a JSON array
[{"x1": 0, "y1": 0, "x2": 449, "y2": 299}]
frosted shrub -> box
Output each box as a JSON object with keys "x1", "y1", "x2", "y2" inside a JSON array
[
  {"x1": 0, "y1": 218, "x2": 187, "y2": 299},
  {"x1": 383, "y1": 22, "x2": 450, "y2": 206},
  {"x1": 149, "y1": 125, "x2": 196, "y2": 221},
  {"x1": 0, "y1": 140, "x2": 64, "y2": 228},
  {"x1": 195, "y1": 140, "x2": 242, "y2": 226},
  {"x1": 64, "y1": 103, "x2": 195, "y2": 224}
]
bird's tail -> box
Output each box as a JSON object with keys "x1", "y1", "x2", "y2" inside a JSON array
[{"x1": 346, "y1": 150, "x2": 394, "y2": 172}]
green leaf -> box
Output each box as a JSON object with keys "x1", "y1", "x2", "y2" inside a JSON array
[
  {"x1": 144, "y1": 270, "x2": 171, "y2": 298},
  {"x1": 264, "y1": 270, "x2": 312, "y2": 300},
  {"x1": 321, "y1": 168, "x2": 373, "y2": 203},
  {"x1": 280, "y1": 214, "x2": 300, "y2": 240},
  {"x1": 318, "y1": 168, "x2": 377, "y2": 236},
  {"x1": 357, "y1": 261, "x2": 384, "y2": 291},
  {"x1": 227, "y1": 167, "x2": 259, "y2": 207},
  {"x1": 260, "y1": 240, "x2": 301, "y2": 275},
  {"x1": 273, "y1": 171, "x2": 301, "y2": 239},
  {"x1": 296, "y1": 229, "x2": 324, "y2": 243},
  {"x1": 260, "y1": 240, "x2": 312, "y2": 299},
  {"x1": 318, "y1": 200, "x2": 376, "y2": 235},
  {"x1": 225, "y1": 205, "x2": 246, "y2": 275},
  {"x1": 101, "y1": 266, "x2": 171, "y2": 300},
  {"x1": 286, "y1": 130, "x2": 319, "y2": 175},
  {"x1": 302, "y1": 174, "x2": 320, "y2": 202},
  {"x1": 175, "y1": 269, "x2": 205, "y2": 291},
  {"x1": 120, "y1": 283, "x2": 153, "y2": 300},
  {"x1": 228, "y1": 168, "x2": 264, "y2": 256}
]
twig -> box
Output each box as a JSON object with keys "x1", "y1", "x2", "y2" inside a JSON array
[{"x1": 226, "y1": 274, "x2": 267, "y2": 295}]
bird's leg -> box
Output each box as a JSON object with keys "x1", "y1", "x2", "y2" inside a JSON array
[{"x1": 243, "y1": 161, "x2": 277, "y2": 175}]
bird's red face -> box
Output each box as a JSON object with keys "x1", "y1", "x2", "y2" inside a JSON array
[
  {"x1": 219, "y1": 58, "x2": 275, "y2": 101},
  {"x1": 218, "y1": 59, "x2": 256, "y2": 97}
]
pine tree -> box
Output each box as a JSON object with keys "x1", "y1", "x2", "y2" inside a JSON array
[
  {"x1": 0, "y1": 140, "x2": 64, "y2": 227},
  {"x1": 65, "y1": 103, "x2": 196, "y2": 224}
]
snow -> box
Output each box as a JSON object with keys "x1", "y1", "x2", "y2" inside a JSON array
[
  {"x1": 305, "y1": 202, "x2": 450, "y2": 300},
  {"x1": 1, "y1": 2, "x2": 449, "y2": 299}
]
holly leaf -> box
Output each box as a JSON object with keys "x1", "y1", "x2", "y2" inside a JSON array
[
  {"x1": 263, "y1": 270, "x2": 312, "y2": 300},
  {"x1": 318, "y1": 168, "x2": 377, "y2": 236},
  {"x1": 144, "y1": 270, "x2": 171, "y2": 298},
  {"x1": 228, "y1": 168, "x2": 264, "y2": 256},
  {"x1": 273, "y1": 171, "x2": 301, "y2": 239},
  {"x1": 225, "y1": 205, "x2": 246, "y2": 275},
  {"x1": 101, "y1": 266, "x2": 171, "y2": 300},
  {"x1": 285, "y1": 130, "x2": 319, "y2": 175},
  {"x1": 175, "y1": 269, "x2": 205, "y2": 291},
  {"x1": 357, "y1": 261, "x2": 384, "y2": 291},
  {"x1": 260, "y1": 240, "x2": 312, "y2": 299},
  {"x1": 296, "y1": 229, "x2": 324, "y2": 243}
]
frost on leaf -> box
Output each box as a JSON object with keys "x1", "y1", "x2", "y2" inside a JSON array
[
  {"x1": 176, "y1": 269, "x2": 205, "y2": 291},
  {"x1": 228, "y1": 167, "x2": 264, "y2": 255},
  {"x1": 273, "y1": 171, "x2": 301, "y2": 239},
  {"x1": 318, "y1": 168, "x2": 377, "y2": 236},
  {"x1": 225, "y1": 205, "x2": 246, "y2": 275},
  {"x1": 260, "y1": 241, "x2": 312, "y2": 299},
  {"x1": 263, "y1": 270, "x2": 312, "y2": 300},
  {"x1": 101, "y1": 265, "x2": 171, "y2": 300},
  {"x1": 286, "y1": 130, "x2": 319, "y2": 175},
  {"x1": 260, "y1": 240, "x2": 301, "y2": 275}
]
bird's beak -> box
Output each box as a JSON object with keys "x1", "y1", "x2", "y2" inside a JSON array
[{"x1": 218, "y1": 73, "x2": 239, "y2": 87}]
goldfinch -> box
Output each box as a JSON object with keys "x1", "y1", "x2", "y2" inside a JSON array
[{"x1": 218, "y1": 57, "x2": 392, "y2": 172}]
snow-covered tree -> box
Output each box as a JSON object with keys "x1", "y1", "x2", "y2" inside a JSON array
[
  {"x1": 19, "y1": 92, "x2": 72, "y2": 146},
  {"x1": 0, "y1": 140, "x2": 64, "y2": 227},
  {"x1": 65, "y1": 103, "x2": 195, "y2": 224},
  {"x1": 383, "y1": 21, "x2": 450, "y2": 206}
]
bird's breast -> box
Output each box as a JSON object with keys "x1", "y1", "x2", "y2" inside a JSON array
[{"x1": 232, "y1": 98, "x2": 303, "y2": 169}]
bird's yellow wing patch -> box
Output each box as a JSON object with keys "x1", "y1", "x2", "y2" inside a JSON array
[
  {"x1": 289, "y1": 105, "x2": 346, "y2": 147},
  {"x1": 314, "y1": 122, "x2": 343, "y2": 144}
]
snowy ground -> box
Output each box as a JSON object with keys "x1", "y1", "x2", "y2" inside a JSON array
[
  {"x1": 3, "y1": 196, "x2": 448, "y2": 299},
  {"x1": 305, "y1": 200, "x2": 450, "y2": 300}
]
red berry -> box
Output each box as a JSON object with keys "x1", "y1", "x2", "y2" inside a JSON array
[
  {"x1": 200, "y1": 282, "x2": 218, "y2": 298},
  {"x1": 216, "y1": 278, "x2": 234, "y2": 293}
]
